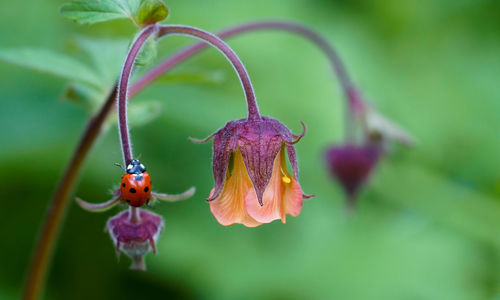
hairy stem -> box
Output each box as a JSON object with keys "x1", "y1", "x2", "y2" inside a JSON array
[
  {"x1": 118, "y1": 24, "x2": 261, "y2": 163},
  {"x1": 157, "y1": 25, "x2": 261, "y2": 121},
  {"x1": 118, "y1": 24, "x2": 159, "y2": 165},
  {"x1": 129, "y1": 207, "x2": 141, "y2": 224},
  {"x1": 23, "y1": 20, "x2": 351, "y2": 300},
  {"x1": 138, "y1": 21, "x2": 356, "y2": 141}
]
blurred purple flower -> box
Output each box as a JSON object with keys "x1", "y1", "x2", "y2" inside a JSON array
[
  {"x1": 325, "y1": 144, "x2": 380, "y2": 208},
  {"x1": 106, "y1": 209, "x2": 164, "y2": 270}
]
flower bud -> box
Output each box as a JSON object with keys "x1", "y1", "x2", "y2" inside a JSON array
[
  {"x1": 106, "y1": 209, "x2": 164, "y2": 270},
  {"x1": 325, "y1": 144, "x2": 380, "y2": 208}
]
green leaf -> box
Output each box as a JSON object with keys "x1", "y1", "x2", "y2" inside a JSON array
[
  {"x1": 135, "y1": 38, "x2": 157, "y2": 67},
  {"x1": 106, "y1": 100, "x2": 163, "y2": 128},
  {"x1": 0, "y1": 48, "x2": 101, "y2": 87},
  {"x1": 60, "y1": 0, "x2": 141, "y2": 26},
  {"x1": 137, "y1": 0, "x2": 169, "y2": 25},
  {"x1": 128, "y1": 100, "x2": 163, "y2": 127},
  {"x1": 60, "y1": 82, "x2": 105, "y2": 112},
  {"x1": 156, "y1": 68, "x2": 225, "y2": 85},
  {"x1": 75, "y1": 37, "x2": 128, "y2": 87}
]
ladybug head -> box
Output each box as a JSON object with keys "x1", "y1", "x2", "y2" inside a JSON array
[{"x1": 126, "y1": 159, "x2": 146, "y2": 174}]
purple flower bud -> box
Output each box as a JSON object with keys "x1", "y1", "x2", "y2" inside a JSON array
[
  {"x1": 192, "y1": 116, "x2": 312, "y2": 227},
  {"x1": 325, "y1": 144, "x2": 380, "y2": 208},
  {"x1": 106, "y1": 209, "x2": 164, "y2": 271}
]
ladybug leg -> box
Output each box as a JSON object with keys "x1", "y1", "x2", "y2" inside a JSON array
[{"x1": 114, "y1": 163, "x2": 126, "y2": 172}]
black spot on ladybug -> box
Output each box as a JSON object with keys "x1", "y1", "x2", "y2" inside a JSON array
[
  {"x1": 129, "y1": 188, "x2": 137, "y2": 193},
  {"x1": 122, "y1": 183, "x2": 126, "y2": 187},
  {"x1": 144, "y1": 186, "x2": 149, "y2": 192}
]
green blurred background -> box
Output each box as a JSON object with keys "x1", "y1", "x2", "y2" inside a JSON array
[{"x1": 1, "y1": 0, "x2": 499, "y2": 299}]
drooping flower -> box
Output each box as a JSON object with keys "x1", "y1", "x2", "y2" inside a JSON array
[
  {"x1": 106, "y1": 209, "x2": 164, "y2": 270},
  {"x1": 322, "y1": 85, "x2": 413, "y2": 210},
  {"x1": 192, "y1": 116, "x2": 312, "y2": 227},
  {"x1": 325, "y1": 144, "x2": 380, "y2": 209},
  {"x1": 75, "y1": 166, "x2": 195, "y2": 269}
]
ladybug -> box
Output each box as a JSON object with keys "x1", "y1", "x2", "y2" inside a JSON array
[{"x1": 120, "y1": 159, "x2": 152, "y2": 207}]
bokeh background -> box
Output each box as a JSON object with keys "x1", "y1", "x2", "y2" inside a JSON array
[{"x1": 1, "y1": 0, "x2": 499, "y2": 299}]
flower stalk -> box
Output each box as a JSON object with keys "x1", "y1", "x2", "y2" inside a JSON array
[
  {"x1": 23, "y1": 20, "x2": 348, "y2": 300},
  {"x1": 117, "y1": 24, "x2": 262, "y2": 167},
  {"x1": 129, "y1": 206, "x2": 141, "y2": 224},
  {"x1": 138, "y1": 21, "x2": 357, "y2": 140},
  {"x1": 157, "y1": 25, "x2": 261, "y2": 121},
  {"x1": 118, "y1": 24, "x2": 159, "y2": 165}
]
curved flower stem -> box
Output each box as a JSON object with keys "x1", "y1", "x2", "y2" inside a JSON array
[
  {"x1": 118, "y1": 24, "x2": 159, "y2": 165},
  {"x1": 157, "y1": 25, "x2": 261, "y2": 121},
  {"x1": 137, "y1": 20, "x2": 356, "y2": 141},
  {"x1": 118, "y1": 24, "x2": 262, "y2": 164},
  {"x1": 23, "y1": 20, "x2": 352, "y2": 300},
  {"x1": 238, "y1": 21, "x2": 355, "y2": 142}
]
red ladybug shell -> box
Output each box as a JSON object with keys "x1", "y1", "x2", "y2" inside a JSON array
[{"x1": 120, "y1": 172, "x2": 152, "y2": 207}]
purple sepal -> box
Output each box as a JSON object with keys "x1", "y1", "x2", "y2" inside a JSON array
[
  {"x1": 106, "y1": 209, "x2": 164, "y2": 271},
  {"x1": 199, "y1": 116, "x2": 307, "y2": 205},
  {"x1": 325, "y1": 144, "x2": 380, "y2": 203}
]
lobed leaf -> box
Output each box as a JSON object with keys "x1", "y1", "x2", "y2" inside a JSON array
[
  {"x1": 75, "y1": 37, "x2": 128, "y2": 86},
  {"x1": 128, "y1": 100, "x2": 163, "y2": 127},
  {"x1": 60, "y1": 0, "x2": 141, "y2": 25},
  {"x1": 60, "y1": 82, "x2": 106, "y2": 112},
  {"x1": 0, "y1": 48, "x2": 101, "y2": 87},
  {"x1": 135, "y1": 38, "x2": 157, "y2": 67},
  {"x1": 106, "y1": 100, "x2": 163, "y2": 128}
]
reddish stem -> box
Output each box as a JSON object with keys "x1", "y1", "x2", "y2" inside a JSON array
[
  {"x1": 118, "y1": 24, "x2": 159, "y2": 165},
  {"x1": 129, "y1": 207, "x2": 141, "y2": 224},
  {"x1": 156, "y1": 25, "x2": 260, "y2": 121},
  {"x1": 118, "y1": 24, "x2": 262, "y2": 165},
  {"x1": 22, "y1": 86, "x2": 118, "y2": 300},
  {"x1": 136, "y1": 20, "x2": 356, "y2": 140}
]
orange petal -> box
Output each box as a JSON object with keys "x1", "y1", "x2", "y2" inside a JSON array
[
  {"x1": 245, "y1": 149, "x2": 304, "y2": 224},
  {"x1": 282, "y1": 178, "x2": 303, "y2": 220},
  {"x1": 209, "y1": 151, "x2": 262, "y2": 227},
  {"x1": 279, "y1": 146, "x2": 303, "y2": 221},
  {"x1": 245, "y1": 180, "x2": 282, "y2": 223}
]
